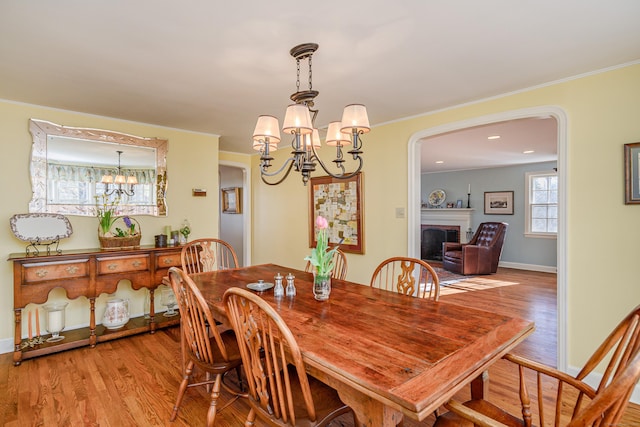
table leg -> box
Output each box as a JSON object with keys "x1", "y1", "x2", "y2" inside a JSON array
[
  {"x1": 149, "y1": 288, "x2": 156, "y2": 333},
  {"x1": 89, "y1": 298, "x2": 97, "y2": 347},
  {"x1": 13, "y1": 308, "x2": 23, "y2": 366},
  {"x1": 336, "y1": 385, "x2": 404, "y2": 427},
  {"x1": 470, "y1": 370, "x2": 489, "y2": 399}
]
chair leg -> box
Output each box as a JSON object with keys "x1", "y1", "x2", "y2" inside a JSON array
[
  {"x1": 245, "y1": 408, "x2": 256, "y2": 426},
  {"x1": 170, "y1": 360, "x2": 194, "y2": 421},
  {"x1": 206, "y1": 373, "x2": 223, "y2": 427}
]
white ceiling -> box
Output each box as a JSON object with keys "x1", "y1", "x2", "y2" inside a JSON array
[{"x1": 1, "y1": 1, "x2": 639, "y2": 169}]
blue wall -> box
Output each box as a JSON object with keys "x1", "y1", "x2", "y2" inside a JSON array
[{"x1": 421, "y1": 161, "x2": 557, "y2": 269}]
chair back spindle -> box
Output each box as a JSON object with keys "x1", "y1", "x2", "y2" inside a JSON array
[
  {"x1": 181, "y1": 238, "x2": 239, "y2": 274},
  {"x1": 370, "y1": 257, "x2": 440, "y2": 301}
]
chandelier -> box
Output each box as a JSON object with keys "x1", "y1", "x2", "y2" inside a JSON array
[
  {"x1": 101, "y1": 150, "x2": 138, "y2": 197},
  {"x1": 252, "y1": 43, "x2": 370, "y2": 185}
]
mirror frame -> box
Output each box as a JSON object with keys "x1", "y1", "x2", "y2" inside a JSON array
[{"x1": 28, "y1": 119, "x2": 168, "y2": 217}]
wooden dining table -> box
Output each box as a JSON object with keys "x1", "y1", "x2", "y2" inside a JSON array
[{"x1": 188, "y1": 263, "x2": 534, "y2": 427}]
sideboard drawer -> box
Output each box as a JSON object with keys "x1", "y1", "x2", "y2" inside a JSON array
[
  {"x1": 156, "y1": 252, "x2": 181, "y2": 268},
  {"x1": 23, "y1": 259, "x2": 90, "y2": 283},
  {"x1": 97, "y1": 255, "x2": 149, "y2": 275}
]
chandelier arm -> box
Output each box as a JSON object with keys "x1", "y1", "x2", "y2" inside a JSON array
[
  {"x1": 260, "y1": 157, "x2": 297, "y2": 185},
  {"x1": 309, "y1": 143, "x2": 364, "y2": 179}
]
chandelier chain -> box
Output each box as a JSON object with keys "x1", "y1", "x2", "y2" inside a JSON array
[
  {"x1": 308, "y1": 55, "x2": 313, "y2": 91},
  {"x1": 296, "y1": 58, "x2": 301, "y2": 93}
]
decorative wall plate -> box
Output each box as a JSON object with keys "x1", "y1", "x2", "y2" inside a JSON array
[
  {"x1": 10, "y1": 213, "x2": 73, "y2": 254},
  {"x1": 10, "y1": 213, "x2": 73, "y2": 242},
  {"x1": 428, "y1": 189, "x2": 446, "y2": 206}
]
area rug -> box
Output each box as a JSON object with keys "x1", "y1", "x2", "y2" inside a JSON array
[{"x1": 432, "y1": 267, "x2": 474, "y2": 286}]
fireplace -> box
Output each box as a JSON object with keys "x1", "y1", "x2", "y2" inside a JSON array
[{"x1": 421, "y1": 225, "x2": 460, "y2": 261}]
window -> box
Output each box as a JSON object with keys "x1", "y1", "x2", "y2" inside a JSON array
[
  {"x1": 525, "y1": 171, "x2": 557, "y2": 238},
  {"x1": 46, "y1": 163, "x2": 156, "y2": 208}
]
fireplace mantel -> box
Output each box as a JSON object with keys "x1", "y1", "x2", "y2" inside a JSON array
[{"x1": 421, "y1": 208, "x2": 474, "y2": 243}]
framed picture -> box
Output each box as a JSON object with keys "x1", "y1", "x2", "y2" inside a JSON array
[
  {"x1": 221, "y1": 187, "x2": 241, "y2": 214},
  {"x1": 456, "y1": 199, "x2": 463, "y2": 208},
  {"x1": 624, "y1": 142, "x2": 640, "y2": 204},
  {"x1": 484, "y1": 191, "x2": 514, "y2": 215},
  {"x1": 309, "y1": 173, "x2": 364, "y2": 254}
]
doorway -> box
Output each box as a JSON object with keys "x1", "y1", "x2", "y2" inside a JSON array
[
  {"x1": 218, "y1": 162, "x2": 252, "y2": 267},
  {"x1": 407, "y1": 106, "x2": 568, "y2": 371}
]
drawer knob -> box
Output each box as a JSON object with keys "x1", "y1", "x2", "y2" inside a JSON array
[
  {"x1": 107, "y1": 264, "x2": 118, "y2": 271},
  {"x1": 35, "y1": 269, "x2": 49, "y2": 278},
  {"x1": 163, "y1": 258, "x2": 174, "y2": 265},
  {"x1": 65, "y1": 266, "x2": 79, "y2": 274},
  {"x1": 132, "y1": 260, "x2": 142, "y2": 267}
]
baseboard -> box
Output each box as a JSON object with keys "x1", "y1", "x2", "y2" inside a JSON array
[
  {"x1": 0, "y1": 337, "x2": 13, "y2": 355},
  {"x1": 499, "y1": 261, "x2": 557, "y2": 273},
  {"x1": 567, "y1": 364, "x2": 640, "y2": 405}
]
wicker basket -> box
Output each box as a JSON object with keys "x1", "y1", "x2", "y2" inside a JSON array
[{"x1": 98, "y1": 217, "x2": 142, "y2": 250}]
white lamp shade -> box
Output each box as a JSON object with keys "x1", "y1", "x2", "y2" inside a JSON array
[
  {"x1": 252, "y1": 115, "x2": 281, "y2": 143},
  {"x1": 303, "y1": 129, "x2": 321, "y2": 148},
  {"x1": 114, "y1": 175, "x2": 127, "y2": 185},
  {"x1": 282, "y1": 104, "x2": 313, "y2": 135},
  {"x1": 101, "y1": 175, "x2": 114, "y2": 184},
  {"x1": 340, "y1": 104, "x2": 370, "y2": 134},
  {"x1": 325, "y1": 121, "x2": 351, "y2": 146},
  {"x1": 126, "y1": 176, "x2": 138, "y2": 185}
]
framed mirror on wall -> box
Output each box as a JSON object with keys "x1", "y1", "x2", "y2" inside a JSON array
[{"x1": 28, "y1": 119, "x2": 168, "y2": 217}]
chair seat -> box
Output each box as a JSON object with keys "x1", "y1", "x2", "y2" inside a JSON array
[
  {"x1": 247, "y1": 364, "x2": 352, "y2": 427},
  {"x1": 436, "y1": 399, "x2": 525, "y2": 427},
  {"x1": 443, "y1": 250, "x2": 462, "y2": 261},
  {"x1": 193, "y1": 329, "x2": 243, "y2": 372}
]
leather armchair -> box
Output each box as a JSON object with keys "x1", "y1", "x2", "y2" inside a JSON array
[{"x1": 442, "y1": 222, "x2": 508, "y2": 275}]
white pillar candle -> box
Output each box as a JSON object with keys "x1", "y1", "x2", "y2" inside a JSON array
[
  {"x1": 468, "y1": 184, "x2": 471, "y2": 193},
  {"x1": 48, "y1": 310, "x2": 63, "y2": 333}
]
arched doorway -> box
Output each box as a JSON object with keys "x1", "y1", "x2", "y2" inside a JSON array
[{"x1": 407, "y1": 106, "x2": 568, "y2": 370}]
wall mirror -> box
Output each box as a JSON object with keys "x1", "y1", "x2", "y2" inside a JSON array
[{"x1": 29, "y1": 119, "x2": 168, "y2": 217}]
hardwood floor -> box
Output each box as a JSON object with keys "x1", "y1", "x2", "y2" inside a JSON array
[{"x1": 1, "y1": 266, "x2": 639, "y2": 426}]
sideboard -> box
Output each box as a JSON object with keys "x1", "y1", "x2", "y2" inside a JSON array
[{"x1": 9, "y1": 245, "x2": 183, "y2": 365}]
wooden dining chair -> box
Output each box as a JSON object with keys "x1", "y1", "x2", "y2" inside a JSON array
[
  {"x1": 223, "y1": 287, "x2": 356, "y2": 426},
  {"x1": 369, "y1": 256, "x2": 440, "y2": 301},
  {"x1": 167, "y1": 267, "x2": 245, "y2": 426},
  {"x1": 304, "y1": 247, "x2": 348, "y2": 280},
  {"x1": 181, "y1": 238, "x2": 239, "y2": 274},
  {"x1": 435, "y1": 304, "x2": 640, "y2": 427}
]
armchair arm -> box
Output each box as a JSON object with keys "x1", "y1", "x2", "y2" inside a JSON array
[
  {"x1": 503, "y1": 353, "x2": 597, "y2": 398},
  {"x1": 443, "y1": 242, "x2": 463, "y2": 251},
  {"x1": 443, "y1": 400, "x2": 510, "y2": 427}
]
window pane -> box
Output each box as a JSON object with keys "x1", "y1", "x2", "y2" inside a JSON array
[
  {"x1": 532, "y1": 205, "x2": 547, "y2": 218},
  {"x1": 548, "y1": 219, "x2": 558, "y2": 232},
  {"x1": 533, "y1": 191, "x2": 548, "y2": 203},
  {"x1": 533, "y1": 177, "x2": 548, "y2": 191},
  {"x1": 549, "y1": 176, "x2": 558, "y2": 190},
  {"x1": 549, "y1": 190, "x2": 558, "y2": 203},
  {"x1": 548, "y1": 206, "x2": 558, "y2": 219},
  {"x1": 532, "y1": 218, "x2": 547, "y2": 232}
]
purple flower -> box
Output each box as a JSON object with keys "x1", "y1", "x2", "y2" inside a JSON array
[{"x1": 123, "y1": 216, "x2": 132, "y2": 228}]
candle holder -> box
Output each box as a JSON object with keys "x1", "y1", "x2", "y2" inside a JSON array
[
  {"x1": 467, "y1": 192, "x2": 471, "y2": 209},
  {"x1": 43, "y1": 302, "x2": 68, "y2": 343},
  {"x1": 161, "y1": 289, "x2": 178, "y2": 317}
]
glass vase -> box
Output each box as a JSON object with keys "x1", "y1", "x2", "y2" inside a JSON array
[{"x1": 313, "y1": 273, "x2": 331, "y2": 301}]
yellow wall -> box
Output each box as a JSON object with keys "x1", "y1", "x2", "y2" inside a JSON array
[
  {"x1": 0, "y1": 100, "x2": 220, "y2": 343},
  {"x1": 251, "y1": 63, "x2": 640, "y2": 369}
]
